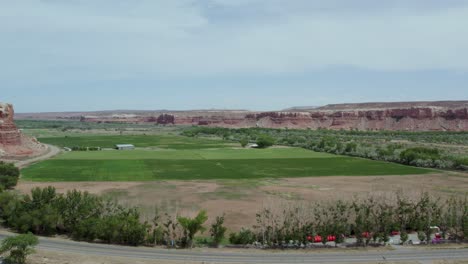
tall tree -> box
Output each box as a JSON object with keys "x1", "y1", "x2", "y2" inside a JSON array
[
  {"x1": 210, "y1": 215, "x2": 227, "y2": 247},
  {"x1": 178, "y1": 210, "x2": 208, "y2": 248},
  {"x1": 0, "y1": 233, "x2": 38, "y2": 264},
  {"x1": 0, "y1": 162, "x2": 20, "y2": 190}
]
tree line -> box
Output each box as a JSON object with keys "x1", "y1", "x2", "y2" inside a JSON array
[
  {"x1": 0, "y1": 185, "x2": 466, "y2": 248},
  {"x1": 245, "y1": 193, "x2": 467, "y2": 247},
  {"x1": 0, "y1": 185, "x2": 227, "y2": 248},
  {"x1": 1, "y1": 162, "x2": 466, "y2": 250},
  {"x1": 181, "y1": 127, "x2": 468, "y2": 171}
]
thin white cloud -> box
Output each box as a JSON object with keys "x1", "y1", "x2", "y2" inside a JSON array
[{"x1": 1, "y1": 0, "x2": 468, "y2": 83}]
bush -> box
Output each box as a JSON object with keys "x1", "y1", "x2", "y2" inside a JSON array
[
  {"x1": 229, "y1": 228, "x2": 256, "y2": 245},
  {"x1": 256, "y1": 135, "x2": 275, "y2": 148},
  {"x1": 178, "y1": 210, "x2": 208, "y2": 248},
  {"x1": 400, "y1": 231, "x2": 409, "y2": 245},
  {"x1": 417, "y1": 231, "x2": 427, "y2": 243},
  {"x1": 0, "y1": 233, "x2": 38, "y2": 264},
  {"x1": 0, "y1": 162, "x2": 20, "y2": 190},
  {"x1": 97, "y1": 208, "x2": 148, "y2": 246},
  {"x1": 400, "y1": 147, "x2": 441, "y2": 165},
  {"x1": 71, "y1": 146, "x2": 100, "y2": 151},
  {"x1": 210, "y1": 215, "x2": 227, "y2": 247},
  {"x1": 240, "y1": 138, "x2": 249, "y2": 148}
]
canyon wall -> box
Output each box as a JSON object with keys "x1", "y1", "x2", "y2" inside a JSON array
[
  {"x1": 78, "y1": 107, "x2": 468, "y2": 131},
  {"x1": 16, "y1": 101, "x2": 468, "y2": 131}
]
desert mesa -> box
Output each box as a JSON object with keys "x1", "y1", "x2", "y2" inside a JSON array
[{"x1": 16, "y1": 100, "x2": 468, "y2": 131}]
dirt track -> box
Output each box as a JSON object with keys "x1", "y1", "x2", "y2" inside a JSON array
[{"x1": 14, "y1": 144, "x2": 61, "y2": 169}]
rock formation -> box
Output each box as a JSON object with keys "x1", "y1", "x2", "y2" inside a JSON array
[
  {"x1": 0, "y1": 102, "x2": 45, "y2": 158},
  {"x1": 15, "y1": 101, "x2": 468, "y2": 131},
  {"x1": 0, "y1": 103, "x2": 22, "y2": 146}
]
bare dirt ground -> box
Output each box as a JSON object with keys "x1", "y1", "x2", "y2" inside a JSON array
[
  {"x1": 14, "y1": 144, "x2": 61, "y2": 169},
  {"x1": 30, "y1": 250, "x2": 203, "y2": 264},
  {"x1": 17, "y1": 172, "x2": 468, "y2": 231},
  {"x1": 27, "y1": 249, "x2": 468, "y2": 264}
]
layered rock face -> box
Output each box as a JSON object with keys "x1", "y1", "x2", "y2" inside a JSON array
[
  {"x1": 0, "y1": 103, "x2": 45, "y2": 158},
  {"x1": 16, "y1": 101, "x2": 468, "y2": 131},
  {"x1": 0, "y1": 103, "x2": 22, "y2": 146}
]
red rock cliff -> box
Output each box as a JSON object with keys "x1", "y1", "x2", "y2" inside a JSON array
[
  {"x1": 1, "y1": 103, "x2": 46, "y2": 158},
  {"x1": 0, "y1": 103, "x2": 22, "y2": 146},
  {"x1": 16, "y1": 101, "x2": 468, "y2": 131}
]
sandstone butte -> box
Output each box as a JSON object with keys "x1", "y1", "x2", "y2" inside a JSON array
[
  {"x1": 16, "y1": 100, "x2": 468, "y2": 132},
  {"x1": 0, "y1": 102, "x2": 45, "y2": 158}
]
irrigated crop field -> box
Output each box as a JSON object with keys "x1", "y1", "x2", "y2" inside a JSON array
[
  {"x1": 16, "y1": 129, "x2": 468, "y2": 230},
  {"x1": 22, "y1": 135, "x2": 430, "y2": 182}
]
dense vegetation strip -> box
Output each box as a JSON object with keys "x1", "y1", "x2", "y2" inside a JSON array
[
  {"x1": 0, "y1": 186, "x2": 466, "y2": 248},
  {"x1": 2, "y1": 161, "x2": 467, "y2": 249},
  {"x1": 38, "y1": 134, "x2": 234, "y2": 149},
  {"x1": 182, "y1": 127, "x2": 468, "y2": 170}
]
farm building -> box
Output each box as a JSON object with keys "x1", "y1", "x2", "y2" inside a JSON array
[{"x1": 115, "y1": 144, "x2": 135, "y2": 150}]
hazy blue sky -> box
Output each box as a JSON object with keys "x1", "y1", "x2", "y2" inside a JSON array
[{"x1": 1, "y1": 0, "x2": 468, "y2": 112}]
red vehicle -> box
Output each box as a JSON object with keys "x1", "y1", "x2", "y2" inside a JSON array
[
  {"x1": 314, "y1": 235, "x2": 322, "y2": 243},
  {"x1": 391, "y1": 231, "x2": 400, "y2": 236},
  {"x1": 307, "y1": 235, "x2": 336, "y2": 243}
]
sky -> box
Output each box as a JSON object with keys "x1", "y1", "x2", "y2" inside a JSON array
[{"x1": 1, "y1": 0, "x2": 468, "y2": 113}]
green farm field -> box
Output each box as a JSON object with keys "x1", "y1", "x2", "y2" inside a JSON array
[{"x1": 22, "y1": 135, "x2": 431, "y2": 182}]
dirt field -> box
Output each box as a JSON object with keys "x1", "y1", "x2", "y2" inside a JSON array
[
  {"x1": 30, "y1": 249, "x2": 218, "y2": 264},
  {"x1": 27, "y1": 249, "x2": 468, "y2": 264},
  {"x1": 17, "y1": 171, "x2": 468, "y2": 231}
]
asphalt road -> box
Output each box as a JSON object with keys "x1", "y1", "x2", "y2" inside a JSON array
[{"x1": 1, "y1": 234, "x2": 468, "y2": 263}]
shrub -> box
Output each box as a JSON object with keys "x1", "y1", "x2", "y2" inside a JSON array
[
  {"x1": 417, "y1": 231, "x2": 426, "y2": 243},
  {"x1": 400, "y1": 147, "x2": 441, "y2": 165},
  {"x1": 400, "y1": 231, "x2": 409, "y2": 245},
  {"x1": 177, "y1": 210, "x2": 208, "y2": 248},
  {"x1": 256, "y1": 135, "x2": 275, "y2": 148},
  {"x1": 240, "y1": 138, "x2": 249, "y2": 148},
  {"x1": 210, "y1": 215, "x2": 227, "y2": 247},
  {"x1": 0, "y1": 233, "x2": 38, "y2": 264},
  {"x1": 229, "y1": 228, "x2": 256, "y2": 245},
  {"x1": 0, "y1": 162, "x2": 20, "y2": 190}
]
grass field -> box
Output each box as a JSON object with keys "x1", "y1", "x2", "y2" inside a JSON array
[{"x1": 22, "y1": 135, "x2": 431, "y2": 181}]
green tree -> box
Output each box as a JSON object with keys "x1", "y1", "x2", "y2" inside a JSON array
[
  {"x1": 229, "y1": 228, "x2": 256, "y2": 245},
  {"x1": 177, "y1": 210, "x2": 208, "y2": 248},
  {"x1": 2, "y1": 187, "x2": 60, "y2": 236},
  {"x1": 417, "y1": 231, "x2": 426, "y2": 243},
  {"x1": 400, "y1": 147, "x2": 440, "y2": 166},
  {"x1": 374, "y1": 202, "x2": 394, "y2": 245},
  {"x1": 414, "y1": 193, "x2": 442, "y2": 245},
  {"x1": 400, "y1": 231, "x2": 409, "y2": 245},
  {"x1": 97, "y1": 207, "x2": 149, "y2": 246},
  {"x1": 0, "y1": 162, "x2": 20, "y2": 190},
  {"x1": 56, "y1": 190, "x2": 103, "y2": 234},
  {"x1": 210, "y1": 215, "x2": 227, "y2": 247},
  {"x1": 240, "y1": 138, "x2": 249, "y2": 148},
  {"x1": 352, "y1": 198, "x2": 375, "y2": 247},
  {"x1": 345, "y1": 142, "x2": 358, "y2": 153},
  {"x1": 0, "y1": 233, "x2": 38, "y2": 264},
  {"x1": 256, "y1": 135, "x2": 275, "y2": 148}
]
